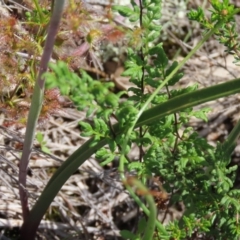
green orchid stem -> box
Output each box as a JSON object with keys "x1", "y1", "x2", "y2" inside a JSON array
[
  {"x1": 20, "y1": 76, "x2": 240, "y2": 239},
  {"x1": 125, "y1": 178, "x2": 157, "y2": 240},
  {"x1": 19, "y1": 0, "x2": 65, "y2": 236}
]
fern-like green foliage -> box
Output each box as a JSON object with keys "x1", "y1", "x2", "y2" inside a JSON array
[
  {"x1": 188, "y1": 0, "x2": 240, "y2": 63},
  {"x1": 45, "y1": 0, "x2": 240, "y2": 239}
]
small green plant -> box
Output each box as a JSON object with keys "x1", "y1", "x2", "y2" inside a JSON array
[
  {"x1": 15, "y1": 0, "x2": 240, "y2": 239},
  {"x1": 35, "y1": 132, "x2": 50, "y2": 154}
]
